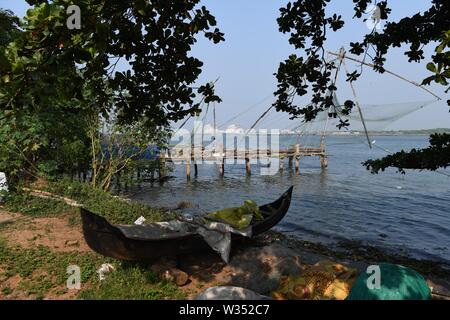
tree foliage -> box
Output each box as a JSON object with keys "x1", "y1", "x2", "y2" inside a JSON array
[
  {"x1": 275, "y1": 0, "x2": 449, "y2": 173},
  {"x1": 0, "y1": 9, "x2": 20, "y2": 47},
  {"x1": 363, "y1": 133, "x2": 450, "y2": 174},
  {"x1": 0, "y1": 1, "x2": 223, "y2": 188}
]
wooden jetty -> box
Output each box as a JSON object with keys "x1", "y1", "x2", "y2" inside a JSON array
[{"x1": 162, "y1": 143, "x2": 327, "y2": 180}]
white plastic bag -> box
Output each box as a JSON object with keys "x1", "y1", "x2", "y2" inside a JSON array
[
  {"x1": 134, "y1": 216, "x2": 146, "y2": 225},
  {"x1": 0, "y1": 172, "x2": 8, "y2": 202},
  {"x1": 97, "y1": 263, "x2": 115, "y2": 281}
]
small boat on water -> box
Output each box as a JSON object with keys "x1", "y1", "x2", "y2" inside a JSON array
[{"x1": 80, "y1": 186, "x2": 293, "y2": 260}]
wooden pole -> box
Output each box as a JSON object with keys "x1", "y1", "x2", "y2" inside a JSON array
[
  {"x1": 320, "y1": 140, "x2": 327, "y2": 169},
  {"x1": 186, "y1": 161, "x2": 191, "y2": 181},
  {"x1": 219, "y1": 158, "x2": 225, "y2": 177},
  {"x1": 194, "y1": 163, "x2": 198, "y2": 177},
  {"x1": 288, "y1": 156, "x2": 293, "y2": 170},
  {"x1": 137, "y1": 168, "x2": 141, "y2": 189},
  {"x1": 342, "y1": 59, "x2": 372, "y2": 149},
  {"x1": 245, "y1": 153, "x2": 251, "y2": 176},
  {"x1": 213, "y1": 103, "x2": 217, "y2": 138},
  {"x1": 321, "y1": 155, "x2": 328, "y2": 169}
]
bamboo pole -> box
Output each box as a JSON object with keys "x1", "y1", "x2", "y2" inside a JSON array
[
  {"x1": 342, "y1": 59, "x2": 372, "y2": 149},
  {"x1": 327, "y1": 51, "x2": 442, "y2": 101}
]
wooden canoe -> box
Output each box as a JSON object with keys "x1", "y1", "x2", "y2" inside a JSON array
[{"x1": 80, "y1": 186, "x2": 293, "y2": 260}]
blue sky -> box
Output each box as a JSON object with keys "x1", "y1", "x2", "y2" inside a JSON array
[{"x1": 1, "y1": 0, "x2": 449, "y2": 130}]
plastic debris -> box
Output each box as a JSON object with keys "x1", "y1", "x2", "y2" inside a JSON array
[
  {"x1": 0, "y1": 172, "x2": 8, "y2": 202},
  {"x1": 134, "y1": 216, "x2": 146, "y2": 225},
  {"x1": 97, "y1": 263, "x2": 115, "y2": 281}
]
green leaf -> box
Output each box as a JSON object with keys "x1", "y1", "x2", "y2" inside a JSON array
[
  {"x1": 2, "y1": 74, "x2": 10, "y2": 83},
  {"x1": 426, "y1": 63, "x2": 436, "y2": 73},
  {"x1": 435, "y1": 42, "x2": 445, "y2": 54}
]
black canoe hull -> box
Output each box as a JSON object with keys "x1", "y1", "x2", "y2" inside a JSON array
[{"x1": 80, "y1": 186, "x2": 293, "y2": 260}]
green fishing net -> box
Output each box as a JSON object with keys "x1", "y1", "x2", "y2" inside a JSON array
[
  {"x1": 346, "y1": 263, "x2": 432, "y2": 300},
  {"x1": 205, "y1": 200, "x2": 263, "y2": 230}
]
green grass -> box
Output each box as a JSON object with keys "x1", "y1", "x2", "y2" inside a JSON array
[
  {"x1": 44, "y1": 179, "x2": 176, "y2": 224},
  {"x1": 3, "y1": 178, "x2": 177, "y2": 224},
  {"x1": 0, "y1": 178, "x2": 185, "y2": 299},
  {"x1": 80, "y1": 264, "x2": 187, "y2": 300},
  {"x1": 0, "y1": 238, "x2": 102, "y2": 285},
  {"x1": 0, "y1": 239, "x2": 186, "y2": 300},
  {"x1": 1, "y1": 287, "x2": 12, "y2": 296},
  {"x1": 3, "y1": 193, "x2": 73, "y2": 217}
]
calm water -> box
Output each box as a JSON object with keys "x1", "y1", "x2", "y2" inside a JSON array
[{"x1": 130, "y1": 135, "x2": 450, "y2": 263}]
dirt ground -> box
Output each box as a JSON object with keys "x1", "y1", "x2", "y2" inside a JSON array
[
  {"x1": 0, "y1": 214, "x2": 90, "y2": 253},
  {"x1": 0, "y1": 210, "x2": 91, "y2": 299}
]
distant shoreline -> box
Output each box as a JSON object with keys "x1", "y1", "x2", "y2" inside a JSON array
[{"x1": 282, "y1": 128, "x2": 450, "y2": 137}]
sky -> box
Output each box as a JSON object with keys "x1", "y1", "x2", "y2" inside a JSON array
[{"x1": 1, "y1": 0, "x2": 449, "y2": 130}]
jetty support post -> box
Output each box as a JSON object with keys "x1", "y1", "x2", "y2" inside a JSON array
[
  {"x1": 245, "y1": 152, "x2": 251, "y2": 176},
  {"x1": 219, "y1": 158, "x2": 225, "y2": 177},
  {"x1": 279, "y1": 155, "x2": 284, "y2": 173},
  {"x1": 320, "y1": 155, "x2": 328, "y2": 169},
  {"x1": 186, "y1": 160, "x2": 191, "y2": 181},
  {"x1": 295, "y1": 144, "x2": 300, "y2": 175},
  {"x1": 288, "y1": 156, "x2": 293, "y2": 170},
  {"x1": 320, "y1": 140, "x2": 328, "y2": 169}
]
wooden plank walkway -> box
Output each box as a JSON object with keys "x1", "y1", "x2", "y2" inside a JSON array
[{"x1": 160, "y1": 144, "x2": 328, "y2": 180}]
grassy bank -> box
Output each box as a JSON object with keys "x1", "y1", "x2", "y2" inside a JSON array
[
  {"x1": 0, "y1": 180, "x2": 186, "y2": 300},
  {"x1": 4, "y1": 179, "x2": 176, "y2": 224}
]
